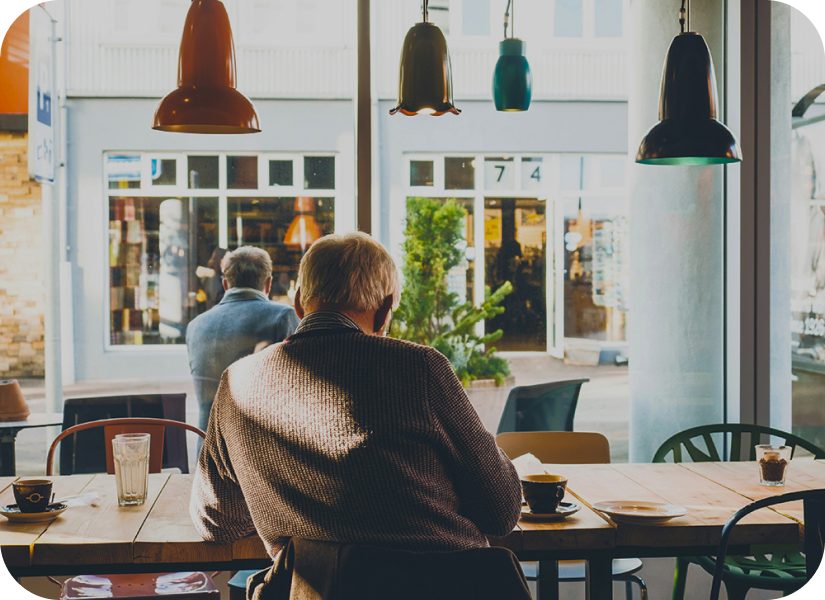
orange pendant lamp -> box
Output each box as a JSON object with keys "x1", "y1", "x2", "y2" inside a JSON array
[
  {"x1": 152, "y1": 0, "x2": 260, "y2": 134},
  {"x1": 284, "y1": 197, "x2": 323, "y2": 252}
]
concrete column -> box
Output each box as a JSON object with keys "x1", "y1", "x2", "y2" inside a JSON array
[{"x1": 628, "y1": 0, "x2": 726, "y2": 462}]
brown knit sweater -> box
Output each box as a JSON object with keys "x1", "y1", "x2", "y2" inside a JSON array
[{"x1": 190, "y1": 321, "x2": 522, "y2": 558}]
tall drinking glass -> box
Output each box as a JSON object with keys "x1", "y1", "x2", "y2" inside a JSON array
[{"x1": 112, "y1": 433, "x2": 150, "y2": 506}]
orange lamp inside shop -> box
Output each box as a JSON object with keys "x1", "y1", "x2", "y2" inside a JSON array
[{"x1": 284, "y1": 197, "x2": 323, "y2": 251}]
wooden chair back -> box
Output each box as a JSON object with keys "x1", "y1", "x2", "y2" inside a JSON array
[
  {"x1": 495, "y1": 431, "x2": 610, "y2": 464},
  {"x1": 47, "y1": 417, "x2": 205, "y2": 476}
]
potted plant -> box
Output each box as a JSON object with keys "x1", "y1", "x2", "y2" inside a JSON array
[{"x1": 391, "y1": 197, "x2": 515, "y2": 432}]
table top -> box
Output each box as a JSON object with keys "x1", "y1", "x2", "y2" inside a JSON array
[
  {"x1": 0, "y1": 460, "x2": 821, "y2": 575},
  {"x1": 0, "y1": 413, "x2": 63, "y2": 431}
]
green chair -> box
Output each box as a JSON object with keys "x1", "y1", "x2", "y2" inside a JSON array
[{"x1": 652, "y1": 423, "x2": 825, "y2": 600}]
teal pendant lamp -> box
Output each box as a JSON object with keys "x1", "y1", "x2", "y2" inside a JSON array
[
  {"x1": 390, "y1": 0, "x2": 460, "y2": 116},
  {"x1": 636, "y1": 0, "x2": 741, "y2": 165},
  {"x1": 493, "y1": 0, "x2": 532, "y2": 111}
]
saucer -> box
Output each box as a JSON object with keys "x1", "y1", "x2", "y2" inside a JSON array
[
  {"x1": 0, "y1": 503, "x2": 68, "y2": 523},
  {"x1": 592, "y1": 501, "x2": 688, "y2": 525},
  {"x1": 520, "y1": 501, "x2": 581, "y2": 521}
]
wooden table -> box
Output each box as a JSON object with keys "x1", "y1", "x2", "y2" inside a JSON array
[
  {"x1": 0, "y1": 461, "x2": 821, "y2": 600},
  {"x1": 0, "y1": 413, "x2": 63, "y2": 476}
]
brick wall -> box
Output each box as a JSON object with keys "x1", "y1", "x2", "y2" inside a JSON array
[{"x1": 0, "y1": 131, "x2": 45, "y2": 378}]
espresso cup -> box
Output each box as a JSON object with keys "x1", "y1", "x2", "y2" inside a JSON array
[
  {"x1": 13, "y1": 479, "x2": 53, "y2": 513},
  {"x1": 521, "y1": 474, "x2": 568, "y2": 514}
]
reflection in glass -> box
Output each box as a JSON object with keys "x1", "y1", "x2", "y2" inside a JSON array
[
  {"x1": 228, "y1": 197, "x2": 335, "y2": 296},
  {"x1": 227, "y1": 156, "x2": 258, "y2": 189},
  {"x1": 108, "y1": 196, "x2": 219, "y2": 345},
  {"x1": 445, "y1": 157, "x2": 475, "y2": 190},
  {"x1": 269, "y1": 160, "x2": 293, "y2": 187},
  {"x1": 187, "y1": 156, "x2": 219, "y2": 189},
  {"x1": 151, "y1": 159, "x2": 177, "y2": 186},
  {"x1": 410, "y1": 160, "x2": 434, "y2": 187},
  {"x1": 484, "y1": 198, "x2": 547, "y2": 351},
  {"x1": 304, "y1": 157, "x2": 335, "y2": 189}
]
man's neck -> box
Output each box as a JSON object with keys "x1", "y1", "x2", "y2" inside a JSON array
[{"x1": 310, "y1": 304, "x2": 374, "y2": 334}]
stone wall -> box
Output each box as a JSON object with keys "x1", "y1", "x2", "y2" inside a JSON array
[{"x1": 0, "y1": 131, "x2": 44, "y2": 378}]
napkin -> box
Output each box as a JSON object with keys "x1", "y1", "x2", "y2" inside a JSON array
[
  {"x1": 510, "y1": 453, "x2": 545, "y2": 479},
  {"x1": 54, "y1": 492, "x2": 100, "y2": 508}
]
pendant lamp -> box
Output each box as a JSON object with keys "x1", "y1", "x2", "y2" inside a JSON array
[
  {"x1": 284, "y1": 197, "x2": 323, "y2": 252},
  {"x1": 390, "y1": 0, "x2": 460, "y2": 116},
  {"x1": 636, "y1": 0, "x2": 740, "y2": 165},
  {"x1": 152, "y1": 0, "x2": 260, "y2": 134},
  {"x1": 493, "y1": 0, "x2": 532, "y2": 112}
]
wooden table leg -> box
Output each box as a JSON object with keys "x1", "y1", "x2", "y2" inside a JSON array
[
  {"x1": 535, "y1": 560, "x2": 559, "y2": 600},
  {"x1": 586, "y1": 556, "x2": 612, "y2": 600}
]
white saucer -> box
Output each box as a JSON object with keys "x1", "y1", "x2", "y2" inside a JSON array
[
  {"x1": 520, "y1": 501, "x2": 581, "y2": 521},
  {"x1": 592, "y1": 500, "x2": 688, "y2": 525},
  {"x1": 0, "y1": 503, "x2": 68, "y2": 523}
]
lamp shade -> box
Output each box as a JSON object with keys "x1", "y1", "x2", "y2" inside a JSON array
[
  {"x1": 493, "y1": 39, "x2": 532, "y2": 112},
  {"x1": 636, "y1": 33, "x2": 741, "y2": 165},
  {"x1": 284, "y1": 197, "x2": 323, "y2": 251},
  {"x1": 390, "y1": 22, "x2": 460, "y2": 116},
  {"x1": 152, "y1": 0, "x2": 260, "y2": 134},
  {"x1": 0, "y1": 380, "x2": 30, "y2": 422}
]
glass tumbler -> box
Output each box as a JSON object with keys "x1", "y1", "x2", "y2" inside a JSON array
[
  {"x1": 756, "y1": 444, "x2": 791, "y2": 486},
  {"x1": 112, "y1": 433, "x2": 150, "y2": 506}
]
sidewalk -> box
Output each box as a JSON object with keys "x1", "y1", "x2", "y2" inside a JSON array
[{"x1": 12, "y1": 356, "x2": 629, "y2": 476}]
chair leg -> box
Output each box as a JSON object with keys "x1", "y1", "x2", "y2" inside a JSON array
[
  {"x1": 672, "y1": 556, "x2": 690, "y2": 600},
  {"x1": 615, "y1": 574, "x2": 648, "y2": 600},
  {"x1": 723, "y1": 581, "x2": 750, "y2": 600},
  {"x1": 626, "y1": 580, "x2": 634, "y2": 600}
]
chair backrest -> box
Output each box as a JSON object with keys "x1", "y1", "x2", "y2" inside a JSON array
[
  {"x1": 652, "y1": 423, "x2": 825, "y2": 463},
  {"x1": 496, "y1": 378, "x2": 589, "y2": 434},
  {"x1": 496, "y1": 431, "x2": 610, "y2": 464},
  {"x1": 47, "y1": 417, "x2": 206, "y2": 476},
  {"x1": 60, "y1": 394, "x2": 189, "y2": 474},
  {"x1": 709, "y1": 488, "x2": 825, "y2": 600}
]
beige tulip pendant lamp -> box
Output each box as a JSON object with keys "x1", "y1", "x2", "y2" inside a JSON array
[
  {"x1": 153, "y1": 0, "x2": 260, "y2": 134},
  {"x1": 636, "y1": 0, "x2": 742, "y2": 165}
]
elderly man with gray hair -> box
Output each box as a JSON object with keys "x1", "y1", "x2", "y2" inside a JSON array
[
  {"x1": 186, "y1": 246, "x2": 300, "y2": 434},
  {"x1": 190, "y1": 232, "x2": 522, "y2": 558}
]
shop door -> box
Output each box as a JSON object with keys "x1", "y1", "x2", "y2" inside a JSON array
[{"x1": 483, "y1": 197, "x2": 563, "y2": 355}]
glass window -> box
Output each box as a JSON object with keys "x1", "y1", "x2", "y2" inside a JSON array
[
  {"x1": 107, "y1": 155, "x2": 141, "y2": 190},
  {"x1": 484, "y1": 157, "x2": 515, "y2": 190},
  {"x1": 151, "y1": 159, "x2": 176, "y2": 186},
  {"x1": 445, "y1": 157, "x2": 475, "y2": 190},
  {"x1": 554, "y1": 0, "x2": 583, "y2": 38},
  {"x1": 428, "y1": 0, "x2": 450, "y2": 35},
  {"x1": 594, "y1": 0, "x2": 623, "y2": 38},
  {"x1": 187, "y1": 156, "x2": 219, "y2": 189},
  {"x1": 108, "y1": 196, "x2": 219, "y2": 345},
  {"x1": 600, "y1": 159, "x2": 626, "y2": 188},
  {"x1": 269, "y1": 160, "x2": 294, "y2": 187},
  {"x1": 463, "y1": 0, "x2": 490, "y2": 36},
  {"x1": 560, "y1": 155, "x2": 584, "y2": 190},
  {"x1": 304, "y1": 156, "x2": 335, "y2": 189},
  {"x1": 227, "y1": 156, "x2": 258, "y2": 189},
  {"x1": 521, "y1": 157, "x2": 545, "y2": 190},
  {"x1": 410, "y1": 160, "x2": 435, "y2": 187}
]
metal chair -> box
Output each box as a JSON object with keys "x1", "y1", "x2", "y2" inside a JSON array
[
  {"x1": 496, "y1": 378, "x2": 589, "y2": 434},
  {"x1": 653, "y1": 424, "x2": 825, "y2": 600},
  {"x1": 45, "y1": 418, "x2": 218, "y2": 600},
  {"x1": 496, "y1": 431, "x2": 648, "y2": 600},
  {"x1": 60, "y1": 394, "x2": 190, "y2": 474},
  {"x1": 708, "y1": 489, "x2": 825, "y2": 600}
]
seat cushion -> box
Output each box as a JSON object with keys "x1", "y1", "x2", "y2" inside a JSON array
[
  {"x1": 60, "y1": 572, "x2": 219, "y2": 600},
  {"x1": 521, "y1": 558, "x2": 643, "y2": 580}
]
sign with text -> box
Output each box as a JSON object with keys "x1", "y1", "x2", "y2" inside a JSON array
[{"x1": 28, "y1": 6, "x2": 55, "y2": 183}]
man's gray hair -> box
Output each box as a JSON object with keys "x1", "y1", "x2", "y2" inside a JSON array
[
  {"x1": 298, "y1": 233, "x2": 401, "y2": 312},
  {"x1": 222, "y1": 246, "x2": 272, "y2": 290}
]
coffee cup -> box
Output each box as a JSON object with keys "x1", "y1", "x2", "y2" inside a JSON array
[
  {"x1": 13, "y1": 479, "x2": 53, "y2": 513},
  {"x1": 521, "y1": 474, "x2": 567, "y2": 514}
]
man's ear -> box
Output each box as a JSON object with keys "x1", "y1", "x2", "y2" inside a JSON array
[
  {"x1": 294, "y1": 288, "x2": 305, "y2": 319},
  {"x1": 222, "y1": 278, "x2": 229, "y2": 292},
  {"x1": 373, "y1": 295, "x2": 394, "y2": 335},
  {"x1": 264, "y1": 276, "x2": 272, "y2": 296}
]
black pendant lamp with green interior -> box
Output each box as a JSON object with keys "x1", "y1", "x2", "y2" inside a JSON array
[
  {"x1": 390, "y1": 0, "x2": 460, "y2": 116},
  {"x1": 493, "y1": 0, "x2": 532, "y2": 111},
  {"x1": 636, "y1": 0, "x2": 741, "y2": 165}
]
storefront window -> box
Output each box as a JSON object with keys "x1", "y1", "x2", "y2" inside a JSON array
[{"x1": 105, "y1": 152, "x2": 338, "y2": 347}]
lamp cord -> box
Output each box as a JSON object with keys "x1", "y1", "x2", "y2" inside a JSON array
[
  {"x1": 504, "y1": 0, "x2": 512, "y2": 39},
  {"x1": 679, "y1": 0, "x2": 689, "y2": 33},
  {"x1": 423, "y1": 0, "x2": 428, "y2": 23}
]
